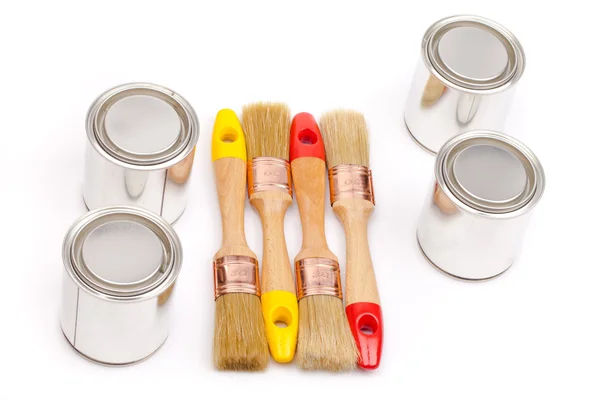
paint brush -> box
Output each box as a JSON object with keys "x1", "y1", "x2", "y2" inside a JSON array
[
  {"x1": 242, "y1": 102, "x2": 298, "y2": 363},
  {"x1": 212, "y1": 109, "x2": 269, "y2": 371},
  {"x1": 320, "y1": 110, "x2": 383, "y2": 370},
  {"x1": 290, "y1": 112, "x2": 357, "y2": 371}
]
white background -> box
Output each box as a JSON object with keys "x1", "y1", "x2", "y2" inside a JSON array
[{"x1": 1, "y1": 0, "x2": 598, "y2": 398}]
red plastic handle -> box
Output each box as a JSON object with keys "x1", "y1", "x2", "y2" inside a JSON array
[
  {"x1": 290, "y1": 112, "x2": 325, "y2": 162},
  {"x1": 346, "y1": 302, "x2": 383, "y2": 370}
]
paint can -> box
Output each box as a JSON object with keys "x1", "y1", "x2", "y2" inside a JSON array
[
  {"x1": 404, "y1": 15, "x2": 525, "y2": 154},
  {"x1": 83, "y1": 82, "x2": 199, "y2": 223},
  {"x1": 60, "y1": 206, "x2": 182, "y2": 365},
  {"x1": 416, "y1": 130, "x2": 545, "y2": 280}
]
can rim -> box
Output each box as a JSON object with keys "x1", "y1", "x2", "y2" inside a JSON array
[
  {"x1": 435, "y1": 130, "x2": 545, "y2": 219},
  {"x1": 62, "y1": 206, "x2": 183, "y2": 302},
  {"x1": 422, "y1": 15, "x2": 526, "y2": 94},
  {"x1": 85, "y1": 82, "x2": 199, "y2": 170}
]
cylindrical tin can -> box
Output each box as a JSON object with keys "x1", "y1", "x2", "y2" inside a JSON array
[
  {"x1": 60, "y1": 206, "x2": 183, "y2": 365},
  {"x1": 83, "y1": 82, "x2": 199, "y2": 223},
  {"x1": 416, "y1": 130, "x2": 545, "y2": 281},
  {"x1": 404, "y1": 15, "x2": 525, "y2": 154}
]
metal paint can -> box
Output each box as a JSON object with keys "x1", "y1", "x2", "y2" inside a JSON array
[
  {"x1": 416, "y1": 131, "x2": 545, "y2": 281},
  {"x1": 84, "y1": 82, "x2": 199, "y2": 223},
  {"x1": 404, "y1": 15, "x2": 525, "y2": 154},
  {"x1": 60, "y1": 206, "x2": 182, "y2": 365}
]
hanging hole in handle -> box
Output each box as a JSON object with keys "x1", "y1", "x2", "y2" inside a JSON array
[
  {"x1": 220, "y1": 127, "x2": 238, "y2": 143},
  {"x1": 357, "y1": 313, "x2": 379, "y2": 336},
  {"x1": 271, "y1": 306, "x2": 293, "y2": 329},
  {"x1": 360, "y1": 326, "x2": 374, "y2": 335},
  {"x1": 298, "y1": 129, "x2": 317, "y2": 145}
]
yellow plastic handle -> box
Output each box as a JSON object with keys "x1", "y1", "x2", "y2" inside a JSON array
[
  {"x1": 211, "y1": 109, "x2": 247, "y2": 161},
  {"x1": 261, "y1": 290, "x2": 299, "y2": 363}
]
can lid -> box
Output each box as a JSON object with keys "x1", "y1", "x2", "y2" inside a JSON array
[
  {"x1": 437, "y1": 131, "x2": 545, "y2": 215},
  {"x1": 63, "y1": 207, "x2": 182, "y2": 299},
  {"x1": 87, "y1": 83, "x2": 199, "y2": 168},
  {"x1": 423, "y1": 15, "x2": 525, "y2": 91}
]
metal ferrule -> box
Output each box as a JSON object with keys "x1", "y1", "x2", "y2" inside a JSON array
[
  {"x1": 328, "y1": 164, "x2": 375, "y2": 205},
  {"x1": 213, "y1": 255, "x2": 260, "y2": 299},
  {"x1": 247, "y1": 157, "x2": 292, "y2": 196},
  {"x1": 295, "y1": 258, "x2": 342, "y2": 300}
]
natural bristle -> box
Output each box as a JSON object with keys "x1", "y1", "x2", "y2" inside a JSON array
[
  {"x1": 297, "y1": 296, "x2": 358, "y2": 371},
  {"x1": 242, "y1": 102, "x2": 291, "y2": 160},
  {"x1": 319, "y1": 110, "x2": 369, "y2": 167},
  {"x1": 214, "y1": 293, "x2": 269, "y2": 371}
]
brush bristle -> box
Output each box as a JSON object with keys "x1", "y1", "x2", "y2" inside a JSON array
[
  {"x1": 297, "y1": 296, "x2": 358, "y2": 371},
  {"x1": 320, "y1": 110, "x2": 369, "y2": 168},
  {"x1": 214, "y1": 293, "x2": 269, "y2": 371},
  {"x1": 242, "y1": 102, "x2": 291, "y2": 160}
]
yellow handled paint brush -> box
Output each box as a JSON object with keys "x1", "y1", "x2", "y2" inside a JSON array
[
  {"x1": 242, "y1": 102, "x2": 298, "y2": 363},
  {"x1": 212, "y1": 109, "x2": 269, "y2": 371}
]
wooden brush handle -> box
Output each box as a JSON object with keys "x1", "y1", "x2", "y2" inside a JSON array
[
  {"x1": 168, "y1": 147, "x2": 196, "y2": 184},
  {"x1": 421, "y1": 74, "x2": 446, "y2": 107},
  {"x1": 333, "y1": 197, "x2": 380, "y2": 305},
  {"x1": 291, "y1": 157, "x2": 336, "y2": 261},
  {"x1": 250, "y1": 191, "x2": 295, "y2": 293},
  {"x1": 213, "y1": 157, "x2": 255, "y2": 259},
  {"x1": 334, "y1": 196, "x2": 383, "y2": 369}
]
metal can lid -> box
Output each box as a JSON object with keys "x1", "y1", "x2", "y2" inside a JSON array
[
  {"x1": 437, "y1": 131, "x2": 545, "y2": 215},
  {"x1": 86, "y1": 83, "x2": 199, "y2": 168},
  {"x1": 423, "y1": 15, "x2": 525, "y2": 92},
  {"x1": 63, "y1": 206, "x2": 182, "y2": 299}
]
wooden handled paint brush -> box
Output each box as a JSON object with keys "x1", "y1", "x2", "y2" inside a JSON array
[
  {"x1": 211, "y1": 109, "x2": 269, "y2": 371},
  {"x1": 320, "y1": 110, "x2": 383, "y2": 370},
  {"x1": 290, "y1": 112, "x2": 357, "y2": 371},
  {"x1": 421, "y1": 74, "x2": 447, "y2": 107},
  {"x1": 242, "y1": 103, "x2": 298, "y2": 363}
]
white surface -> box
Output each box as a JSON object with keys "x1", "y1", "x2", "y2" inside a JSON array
[{"x1": 1, "y1": 0, "x2": 598, "y2": 398}]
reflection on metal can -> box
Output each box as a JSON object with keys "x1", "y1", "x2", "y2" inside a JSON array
[
  {"x1": 60, "y1": 206, "x2": 183, "y2": 365},
  {"x1": 417, "y1": 131, "x2": 545, "y2": 281},
  {"x1": 405, "y1": 15, "x2": 525, "y2": 154},
  {"x1": 83, "y1": 82, "x2": 199, "y2": 223}
]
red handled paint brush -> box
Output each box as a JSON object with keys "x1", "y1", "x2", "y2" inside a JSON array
[
  {"x1": 320, "y1": 110, "x2": 383, "y2": 370},
  {"x1": 290, "y1": 112, "x2": 357, "y2": 371}
]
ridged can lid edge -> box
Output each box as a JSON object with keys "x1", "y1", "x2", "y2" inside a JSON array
[
  {"x1": 85, "y1": 82, "x2": 199, "y2": 170},
  {"x1": 434, "y1": 130, "x2": 545, "y2": 219},
  {"x1": 62, "y1": 206, "x2": 183, "y2": 302},
  {"x1": 422, "y1": 15, "x2": 526, "y2": 93}
]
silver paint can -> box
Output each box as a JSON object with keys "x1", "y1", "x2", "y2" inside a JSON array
[
  {"x1": 60, "y1": 206, "x2": 183, "y2": 365},
  {"x1": 404, "y1": 15, "x2": 525, "y2": 154},
  {"x1": 416, "y1": 131, "x2": 545, "y2": 281},
  {"x1": 84, "y1": 83, "x2": 199, "y2": 223}
]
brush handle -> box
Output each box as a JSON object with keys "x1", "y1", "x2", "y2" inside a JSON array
[
  {"x1": 213, "y1": 158, "x2": 255, "y2": 259},
  {"x1": 250, "y1": 191, "x2": 295, "y2": 291},
  {"x1": 168, "y1": 147, "x2": 196, "y2": 184},
  {"x1": 333, "y1": 197, "x2": 383, "y2": 370},
  {"x1": 333, "y1": 198, "x2": 379, "y2": 304},
  {"x1": 421, "y1": 74, "x2": 446, "y2": 107},
  {"x1": 291, "y1": 157, "x2": 336, "y2": 261},
  {"x1": 250, "y1": 190, "x2": 298, "y2": 362}
]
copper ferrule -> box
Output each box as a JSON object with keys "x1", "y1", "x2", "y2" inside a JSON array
[
  {"x1": 295, "y1": 257, "x2": 342, "y2": 300},
  {"x1": 247, "y1": 157, "x2": 292, "y2": 197},
  {"x1": 213, "y1": 255, "x2": 260, "y2": 300},
  {"x1": 328, "y1": 164, "x2": 375, "y2": 205}
]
